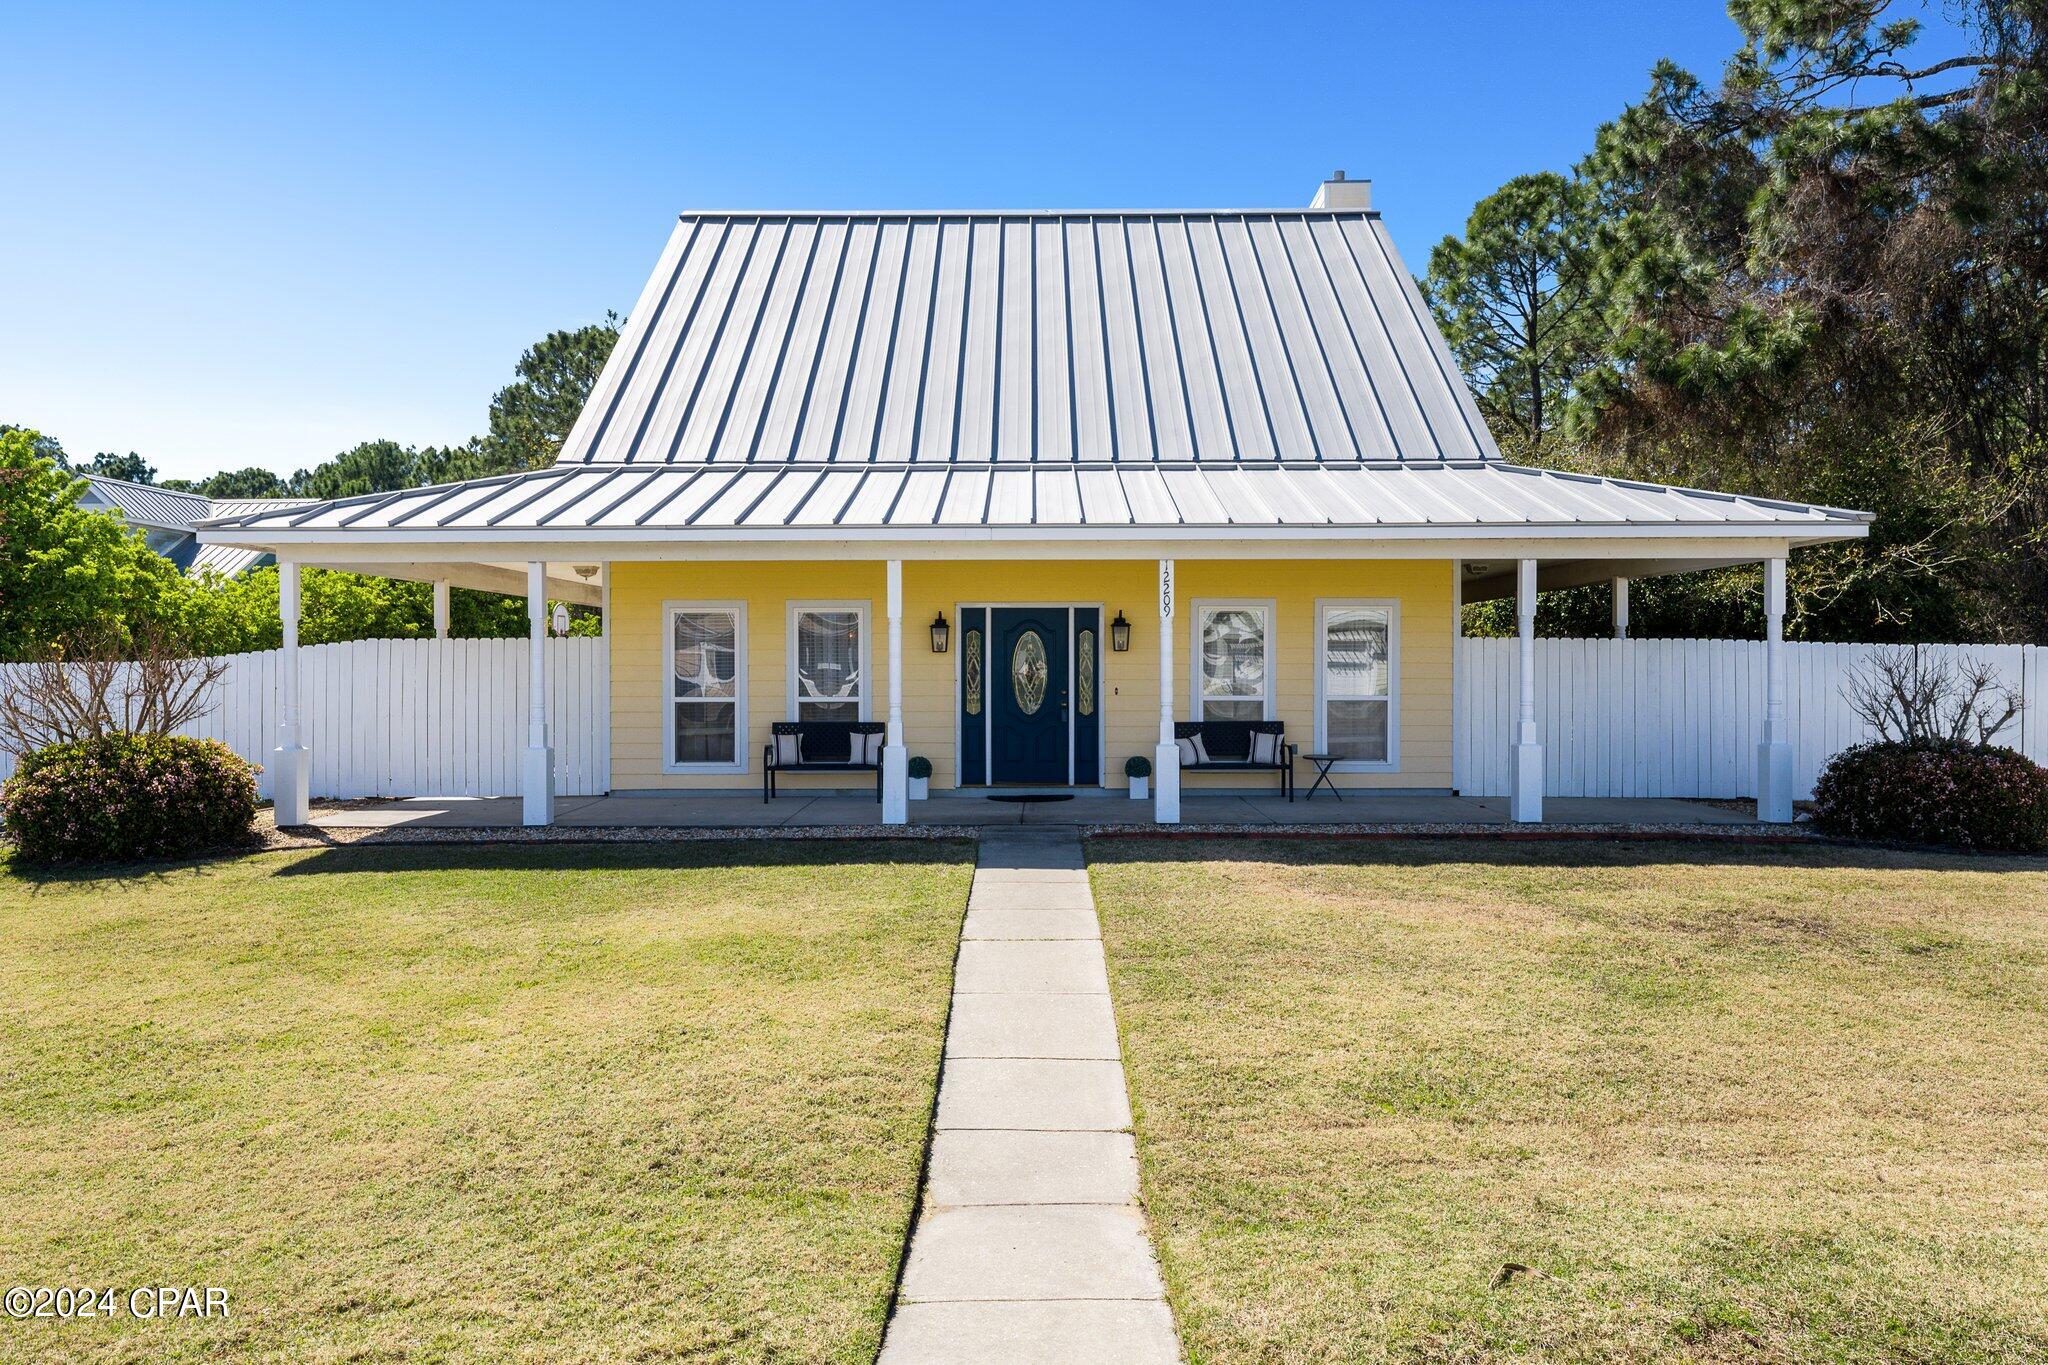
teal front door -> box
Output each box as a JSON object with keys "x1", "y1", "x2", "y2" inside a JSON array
[{"x1": 990, "y1": 608, "x2": 1069, "y2": 784}]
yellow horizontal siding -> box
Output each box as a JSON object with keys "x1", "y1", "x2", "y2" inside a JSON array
[{"x1": 608, "y1": 559, "x2": 1455, "y2": 791}]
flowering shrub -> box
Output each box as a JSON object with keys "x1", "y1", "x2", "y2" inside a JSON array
[
  {"x1": 1810, "y1": 741, "x2": 2048, "y2": 853},
  {"x1": 1, "y1": 734, "x2": 258, "y2": 865}
]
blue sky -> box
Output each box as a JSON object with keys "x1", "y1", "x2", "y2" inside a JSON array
[{"x1": 2, "y1": 2, "x2": 1787, "y2": 480}]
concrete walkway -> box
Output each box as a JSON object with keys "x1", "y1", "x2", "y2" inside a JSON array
[{"x1": 878, "y1": 830, "x2": 1179, "y2": 1363}]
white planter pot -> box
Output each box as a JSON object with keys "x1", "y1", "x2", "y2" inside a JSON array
[
  {"x1": 1129, "y1": 776, "x2": 1149, "y2": 800},
  {"x1": 908, "y1": 776, "x2": 929, "y2": 801}
]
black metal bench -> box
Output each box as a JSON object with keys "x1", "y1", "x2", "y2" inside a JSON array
[
  {"x1": 1174, "y1": 720, "x2": 1295, "y2": 800},
  {"x1": 763, "y1": 721, "x2": 887, "y2": 802}
]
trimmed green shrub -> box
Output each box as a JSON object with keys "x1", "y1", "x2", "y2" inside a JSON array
[
  {"x1": 1, "y1": 733, "x2": 258, "y2": 864},
  {"x1": 1124, "y1": 754, "x2": 1152, "y2": 779},
  {"x1": 906, "y1": 755, "x2": 933, "y2": 780},
  {"x1": 1810, "y1": 741, "x2": 2048, "y2": 853}
]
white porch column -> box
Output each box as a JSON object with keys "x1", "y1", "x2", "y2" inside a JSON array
[
  {"x1": 522, "y1": 560, "x2": 555, "y2": 826},
  {"x1": 1611, "y1": 577, "x2": 1629, "y2": 639},
  {"x1": 1509, "y1": 558, "x2": 1544, "y2": 823},
  {"x1": 882, "y1": 560, "x2": 909, "y2": 825},
  {"x1": 432, "y1": 579, "x2": 450, "y2": 639},
  {"x1": 1153, "y1": 558, "x2": 1181, "y2": 824},
  {"x1": 272, "y1": 559, "x2": 311, "y2": 826},
  {"x1": 1756, "y1": 556, "x2": 1795, "y2": 823}
]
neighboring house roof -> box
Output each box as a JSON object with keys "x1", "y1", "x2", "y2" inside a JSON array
[
  {"x1": 79, "y1": 474, "x2": 313, "y2": 577},
  {"x1": 78, "y1": 475, "x2": 216, "y2": 530},
  {"x1": 555, "y1": 210, "x2": 1499, "y2": 467},
  {"x1": 200, "y1": 459, "x2": 1869, "y2": 542}
]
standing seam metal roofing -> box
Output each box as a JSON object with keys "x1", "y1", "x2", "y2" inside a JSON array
[
  {"x1": 555, "y1": 211, "x2": 1500, "y2": 467},
  {"x1": 198, "y1": 461, "x2": 1872, "y2": 536},
  {"x1": 81, "y1": 476, "x2": 314, "y2": 574},
  {"x1": 190, "y1": 208, "x2": 1871, "y2": 545},
  {"x1": 79, "y1": 476, "x2": 216, "y2": 528}
]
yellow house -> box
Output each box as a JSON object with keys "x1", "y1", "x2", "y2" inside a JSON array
[{"x1": 202, "y1": 177, "x2": 1869, "y2": 827}]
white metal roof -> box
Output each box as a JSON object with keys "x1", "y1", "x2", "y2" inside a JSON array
[
  {"x1": 185, "y1": 542, "x2": 275, "y2": 578},
  {"x1": 82, "y1": 475, "x2": 312, "y2": 530},
  {"x1": 79, "y1": 475, "x2": 217, "y2": 529},
  {"x1": 200, "y1": 460, "x2": 1870, "y2": 542},
  {"x1": 81, "y1": 475, "x2": 309, "y2": 575},
  {"x1": 556, "y1": 210, "x2": 1499, "y2": 466},
  {"x1": 195, "y1": 201, "x2": 1873, "y2": 555}
]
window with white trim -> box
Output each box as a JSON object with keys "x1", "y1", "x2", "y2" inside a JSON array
[
  {"x1": 1317, "y1": 600, "x2": 1397, "y2": 766},
  {"x1": 668, "y1": 603, "x2": 745, "y2": 769},
  {"x1": 1193, "y1": 601, "x2": 1273, "y2": 722},
  {"x1": 789, "y1": 604, "x2": 867, "y2": 724}
]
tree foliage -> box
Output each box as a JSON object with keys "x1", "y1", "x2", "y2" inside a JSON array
[
  {"x1": 285, "y1": 439, "x2": 486, "y2": 500},
  {"x1": 478, "y1": 315, "x2": 621, "y2": 473},
  {"x1": 1438, "y1": 0, "x2": 2048, "y2": 642},
  {"x1": 193, "y1": 467, "x2": 290, "y2": 499},
  {"x1": 1425, "y1": 174, "x2": 1601, "y2": 458},
  {"x1": 0, "y1": 426, "x2": 69, "y2": 469},
  {"x1": 83, "y1": 451, "x2": 156, "y2": 484},
  {"x1": 0, "y1": 429, "x2": 193, "y2": 660}
]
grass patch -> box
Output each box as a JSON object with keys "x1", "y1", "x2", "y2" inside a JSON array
[
  {"x1": 0, "y1": 840, "x2": 973, "y2": 1362},
  {"x1": 1090, "y1": 838, "x2": 2048, "y2": 1362}
]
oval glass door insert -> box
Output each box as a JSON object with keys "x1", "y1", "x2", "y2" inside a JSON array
[{"x1": 1011, "y1": 630, "x2": 1049, "y2": 715}]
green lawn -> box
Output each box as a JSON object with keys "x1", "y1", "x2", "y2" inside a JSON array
[
  {"x1": 1090, "y1": 838, "x2": 2048, "y2": 1364},
  {"x1": 0, "y1": 840, "x2": 973, "y2": 1362}
]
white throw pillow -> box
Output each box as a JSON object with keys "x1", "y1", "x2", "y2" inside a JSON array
[
  {"x1": 1249, "y1": 731, "x2": 1279, "y2": 764},
  {"x1": 774, "y1": 733, "x2": 802, "y2": 765},
  {"x1": 863, "y1": 731, "x2": 886, "y2": 764},
  {"x1": 1176, "y1": 735, "x2": 1209, "y2": 765}
]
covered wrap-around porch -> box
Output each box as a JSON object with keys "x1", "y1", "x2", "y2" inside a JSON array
[{"x1": 216, "y1": 505, "x2": 1857, "y2": 831}]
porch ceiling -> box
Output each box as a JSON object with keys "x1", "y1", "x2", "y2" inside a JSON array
[
  {"x1": 313, "y1": 560, "x2": 604, "y2": 604},
  {"x1": 1458, "y1": 556, "x2": 1763, "y2": 602}
]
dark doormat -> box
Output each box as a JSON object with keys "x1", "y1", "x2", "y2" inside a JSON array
[{"x1": 988, "y1": 793, "x2": 1076, "y2": 804}]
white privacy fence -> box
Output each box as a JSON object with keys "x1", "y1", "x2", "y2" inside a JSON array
[
  {"x1": 3, "y1": 636, "x2": 2043, "y2": 805},
  {"x1": 1455, "y1": 639, "x2": 2048, "y2": 801},
  {"x1": 0, "y1": 638, "x2": 610, "y2": 800}
]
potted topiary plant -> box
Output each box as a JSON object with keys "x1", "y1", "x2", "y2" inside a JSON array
[
  {"x1": 1125, "y1": 753, "x2": 1152, "y2": 800},
  {"x1": 907, "y1": 754, "x2": 932, "y2": 800}
]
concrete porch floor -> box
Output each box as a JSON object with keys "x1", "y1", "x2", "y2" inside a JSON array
[{"x1": 302, "y1": 791, "x2": 1762, "y2": 830}]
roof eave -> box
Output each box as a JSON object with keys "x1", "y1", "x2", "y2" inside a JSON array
[{"x1": 198, "y1": 520, "x2": 1870, "y2": 548}]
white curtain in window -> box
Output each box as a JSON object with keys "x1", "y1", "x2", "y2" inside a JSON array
[
  {"x1": 795, "y1": 609, "x2": 862, "y2": 723},
  {"x1": 673, "y1": 610, "x2": 739, "y2": 764},
  {"x1": 1200, "y1": 608, "x2": 1266, "y2": 722},
  {"x1": 1323, "y1": 607, "x2": 1390, "y2": 762}
]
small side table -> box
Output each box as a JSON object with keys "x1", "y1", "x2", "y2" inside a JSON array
[{"x1": 1300, "y1": 752, "x2": 1342, "y2": 801}]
